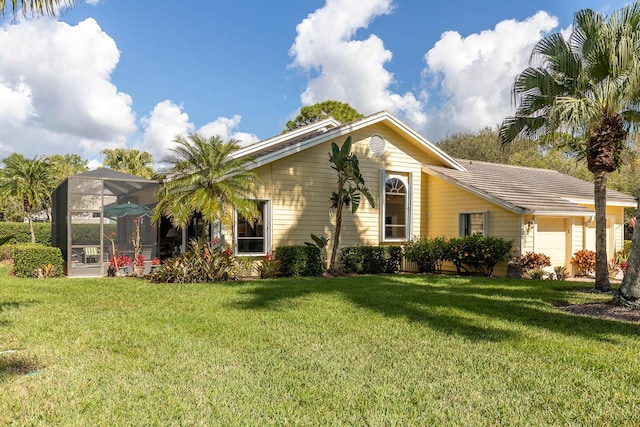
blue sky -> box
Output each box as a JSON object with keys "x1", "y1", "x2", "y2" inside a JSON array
[{"x1": 0, "y1": 0, "x2": 630, "y2": 166}]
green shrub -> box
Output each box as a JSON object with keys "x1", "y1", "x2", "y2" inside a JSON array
[
  {"x1": 404, "y1": 236, "x2": 447, "y2": 273},
  {"x1": 257, "y1": 254, "x2": 281, "y2": 279},
  {"x1": 12, "y1": 244, "x2": 64, "y2": 278},
  {"x1": 275, "y1": 246, "x2": 323, "y2": 277},
  {"x1": 444, "y1": 234, "x2": 513, "y2": 277},
  {"x1": 341, "y1": 246, "x2": 402, "y2": 274},
  {"x1": 150, "y1": 238, "x2": 234, "y2": 283},
  {"x1": 0, "y1": 222, "x2": 51, "y2": 245}
]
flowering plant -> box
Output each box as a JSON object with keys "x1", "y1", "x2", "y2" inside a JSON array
[
  {"x1": 151, "y1": 257, "x2": 161, "y2": 266},
  {"x1": 110, "y1": 255, "x2": 131, "y2": 269},
  {"x1": 135, "y1": 254, "x2": 145, "y2": 267}
]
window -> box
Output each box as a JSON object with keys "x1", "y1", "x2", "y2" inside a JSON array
[
  {"x1": 459, "y1": 212, "x2": 488, "y2": 236},
  {"x1": 235, "y1": 200, "x2": 270, "y2": 255},
  {"x1": 383, "y1": 174, "x2": 410, "y2": 241}
]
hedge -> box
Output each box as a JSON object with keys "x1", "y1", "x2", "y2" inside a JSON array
[
  {"x1": 0, "y1": 222, "x2": 51, "y2": 245},
  {"x1": 340, "y1": 246, "x2": 402, "y2": 274},
  {"x1": 12, "y1": 243, "x2": 64, "y2": 278},
  {"x1": 275, "y1": 246, "x2": 323, "y2": 277}
]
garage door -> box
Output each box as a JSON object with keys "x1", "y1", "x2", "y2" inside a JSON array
[{"x1": 536, "y1": 217, "x2": 567, "y2": 267}]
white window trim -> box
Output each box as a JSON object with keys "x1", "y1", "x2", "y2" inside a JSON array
[
  {"x1": 234, "y1": 199, "x2": 272, "y2": 256},
  {"x1": 380, "y1": 170, "x2": 412, "y2": 242},
  {"x1": 458, "y1": 211, "x2": 489, "y2": 237}
]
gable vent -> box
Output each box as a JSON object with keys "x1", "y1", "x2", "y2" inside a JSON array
[{"x1": 369, "y1": 134, "x2": 386, "y2": 156}]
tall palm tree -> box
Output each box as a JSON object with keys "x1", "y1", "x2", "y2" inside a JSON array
[
  {"x1": 0, "y1": 0, "x2": 73, "y2": 17},
  {"x1": 499, "y1": 3, "x2": 640, "y2": 292},
  {"x1": 152, "y1": 133, "x2": 260, "y2": 239},
  {"x1": 102, "y1": 148, "x2": 155, "y2": 179},
  {"x1": 0, "y1": 153, "x2": 55, "y2": 243}
]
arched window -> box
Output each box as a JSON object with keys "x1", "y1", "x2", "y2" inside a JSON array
[{"x1": 384, "y1": 176, "x2": 408, "y2": 240}]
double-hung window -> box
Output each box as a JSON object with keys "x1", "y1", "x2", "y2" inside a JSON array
[
  {"x1": 459, "y1": 211, "x2": 488, "y2": 236},
  {"x1": 235, "y1": 200, "x2": 270, "y2": 255},
  {"x1": 382, "y1": 172, "x2": 410, "y2": 241}
]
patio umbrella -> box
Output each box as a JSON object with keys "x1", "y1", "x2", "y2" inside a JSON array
[{"x1": 103, "y1": 201, "x2": 152, "y2": 219}]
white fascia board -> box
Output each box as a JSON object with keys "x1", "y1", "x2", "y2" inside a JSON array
[
  {"x1": 565, "y1": 197, "x2": 637, "y2": 208},
  {"x1": 532, "y1": 210, "x2": 595, "y2": 216},
  {"x1": 381, "y1": 112, "x2": 467, "y2": 172},
  {"x1": 232, "y1": 117, "x2": 342, "y2": 159},
  {"x1": 245, "y1": 111, "x2": 466, "y2": 172}
]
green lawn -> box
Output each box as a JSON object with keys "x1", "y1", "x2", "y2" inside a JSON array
[{"x1": 1, "y1": 264, "x2": 639, "y2": 426}]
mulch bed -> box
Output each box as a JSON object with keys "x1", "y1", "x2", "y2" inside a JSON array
[{"x1": 556, "y1": 296, "x2": 640, "y2": 323}]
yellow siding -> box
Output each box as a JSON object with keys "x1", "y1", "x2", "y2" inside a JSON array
[
  {"x1": 425, "y1": 175, "x2": 521, "y2": 276},
  {"x1": 576, "y1": 204, "x2": 626, "y2": 256},
  {"x1": 246, "y1": 125, "x2": 426, "y2": 263}
]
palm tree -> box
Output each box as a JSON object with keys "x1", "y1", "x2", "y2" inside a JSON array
[
  {"x1": 499, "y1": 3, "x2": 640, "y2": 292},
  {"x1": 0, "y1": 0, "x2": 73, "y2": 17},
  {"x1": 0, "y1": 153, "x2": 55, "y2": 243},
  {"x1": 152, "y1": 133, "x2": 260, "y2": 239},
  {"x1": 102, "y1": 148, "x2": 155, "y2": 179}
]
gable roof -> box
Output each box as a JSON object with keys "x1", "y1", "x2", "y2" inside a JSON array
[
  {"x1": 234, "y1": 111, "x2": 466, "y2": 172},
  {"x1": 425, "y1": 159, "x2": 637, "y2": 215}
]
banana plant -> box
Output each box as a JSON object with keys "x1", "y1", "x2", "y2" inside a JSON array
[{"x1": 328, "y1": 136, "x2": 375, "y2": 272}]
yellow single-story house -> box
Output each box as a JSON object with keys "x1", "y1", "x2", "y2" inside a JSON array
[{"x1": 224, "y1": 111, "x2": 637, "y2": 276}]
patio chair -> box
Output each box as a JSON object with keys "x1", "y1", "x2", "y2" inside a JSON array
[{"x1": 83, "y1": 247, "x2": 100, "y2": 264}]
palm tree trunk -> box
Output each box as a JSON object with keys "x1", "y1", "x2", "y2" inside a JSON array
[
  {"x1": 613, "y1": 205, "x2": 640, "y2": 308},
  {"x1": 594, "y1": 170, "x2": 611, "y2": 292},
  {"x1": 28, "y1": 214, "x2": 35, "y2": 244},
  {"x1": 329, "y1": 201, "x2": 344, "y2": 272}
]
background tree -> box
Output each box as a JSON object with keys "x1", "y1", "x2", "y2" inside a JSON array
[
  {"x1": 437, "y1": 127, "x2": 531, "y2": 164},
  {"x1": 0, "y1": 154, "x2": 54, "y2": 242},
  {"x1": 152, "y1": 133, "x2": 259, "y2": 238},
  {"x1": 285, "y1": 100, "x2": 363, "y2": 132},
  {"x1": 102, "y1": 148, "x2": 155, "y2": 179},
  {"x1": 499, "y1": 4, "x2": 640, "y2": 292},
  {"x1": 49, "y1": 153, "x2": 88, "y2": 186},
  {"x1": 328, "y1": 136, "x2": 375, "y2": 272},
  {"x1": 0, "y1": 0, "x2": 73, "y2": 17}
]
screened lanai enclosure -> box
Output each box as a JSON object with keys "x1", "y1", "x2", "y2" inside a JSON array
[{"x1": 52, "y1": 168, "x2": 160, "y2": 277}]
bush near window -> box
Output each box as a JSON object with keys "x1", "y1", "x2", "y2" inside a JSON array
[
  {"x1": 12, "y1": 244, "x2": 64, "y2": 278},
  {"x1": 150, "y1": 238, "x2": 234, "y2": 283},
  {"x1": 445, "y1": 234, "x2": 513, "y2": 277},
  {"x1": 404, "y1": 236, "x2": 448, "y2": 273},
  {"x1": 0, "y1": 222, "x2": 51, "y2": 245},
  {"x1": 571, "y1": 249, "x2": 596, "y2": 277},
  {"x1": 275, "y1": 246, "x2": 323, "y2": 277},
  {"x1": 340, "y1": 246, "x2": 402, "y2": 274}
]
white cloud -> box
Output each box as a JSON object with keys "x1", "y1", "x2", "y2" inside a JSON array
[
  {"x1": 140, "y1": 101, "x2": 258, "y2": 163},
  {"x1": 290, "y1": 2, "x2": 562, "y2": 141},
  {"x1": 422, "y1": 11, "x2": 559, "y2": 138},
  {"x1": 0, "y1": 18, "x2": 136, "y2": 158},
  {"x1": 289, "y1": 0, "x2": 427, "y2": 129},
  {"x1": 140, "y1": 101, "x2": 194, "y2": 162}
]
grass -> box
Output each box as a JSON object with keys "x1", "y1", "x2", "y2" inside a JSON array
[{"x1": 1, "y1": 263, "x2": 640, "y2": 425}]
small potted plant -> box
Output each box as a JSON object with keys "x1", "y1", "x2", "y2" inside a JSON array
[
  {"x1": 134, "y1": 253, "x2": 145, "y2": 276},
  {"x1": 112, "y1": 255, "x2": 131, "y2": 276},
  {"x1": 150, "y1": 257, "x2": 161, "y2": 273}
]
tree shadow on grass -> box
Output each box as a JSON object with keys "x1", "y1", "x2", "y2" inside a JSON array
[
  {"x1": 232, "y1": 275, "x2": 640, "y2": 343},
  {"x1": 0, "y1": 352, "x2": 44, "y2": 381}
]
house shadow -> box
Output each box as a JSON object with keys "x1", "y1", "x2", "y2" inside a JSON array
[{"x1": 231, "y1": 275, "x2": 639, "y2": 343}]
